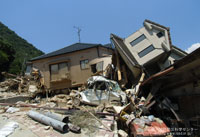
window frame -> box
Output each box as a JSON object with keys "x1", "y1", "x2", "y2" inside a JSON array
[
  {"x1": 138, "y1": 45, "x2": 155, "y2": 58},
  {"x1": 80, "y1": 59, "x2": 89, "y2": 70},
  {"x1": 50, "y1": 62, "x2": 69, "y2": 81},
  {"x1": 156, "y1": 32, "x2": 164, "y2": 38},
  {"x1": 130, "y1": 34, "x2": 146, "y2": 47}
]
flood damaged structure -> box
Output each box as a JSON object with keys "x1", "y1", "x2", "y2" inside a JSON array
[
  {"x1": 29, "y1": 43, "x2": 113, "y2": 90},
  {"x1": 110, "y1": 20, "x2": 187, "y2": 86},
  {"x1": 139, "y1": 47, "x2": 200, "y2": 136}
]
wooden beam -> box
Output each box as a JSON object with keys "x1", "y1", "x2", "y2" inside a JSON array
[
  {"x1": 115, "y1": 51, "x2": 122, "y2": 81},
  {"x1": 122, "y1": 65, "x2": 128, "y2": 84},
  {"x1": 135, "y1": 72, "x2": 145, "y2": 96}
]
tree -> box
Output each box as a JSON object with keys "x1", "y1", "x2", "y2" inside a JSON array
[{"x1": 0, "y1": 40, "x2": 15, "y2": 80}]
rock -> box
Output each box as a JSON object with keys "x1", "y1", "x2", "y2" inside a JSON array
[
  {"x1": 68, "y1": 123, "x2": 81, "y2": 133},
  {"x1": 67, "y1": 100, "x2": 73, "y2": 105},
  {"x1": 118, "y1": 129, "x2": 128, "y2": 137},
  {"x1": 69, "y1": 92, "x2": 76, "y2": 97},
  {"x1": 126, "y1": 113, "x2": 135, "y2": 126},
  {"x1": 44, "y1": 102, "x2": 56, "y2": 108},
  {"x1": 96, "y1": 104, "x2": 105, "y2": 112},
  {"x1": 0, "y1": 87, "x2": 8, "y2": 92},
  {"x1": 6, "y1": 107, "x2": 20, "y2": 113},
  {"x1": 28, "y1": 85, "x2": 38, "y2": 93},
  {"x1": 44, "y1": 126, "x2": 50, "y2": 130},
  {"x1": 0, "y1": 109, "x2": 5, "y2": 114},
  {"x1": 0, "y1": 121, "x2": 19, "y2": 137}
]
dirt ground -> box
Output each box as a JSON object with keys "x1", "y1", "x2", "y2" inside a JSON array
[{"x1": 0, "y1": 107, "x2": 116, "y2": 137}]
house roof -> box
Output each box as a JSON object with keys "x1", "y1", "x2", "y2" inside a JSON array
[
  {"x1": 110, "y1": 33, "x2": 139, "y2": 65},
  {"x1": 171, "y1": 45, "x2": 188, "y2": 56},
  {"x1": 141, "y1": 47, "x2": 200, "y2": 86},
  {"x1": 31, "y1": 43, "x2": 113, "y2": 61},
  {"x1": 144, "y1": 19, "x2": 170, "y2": 30},
  {"x1": 144, "y1": 19, "x2": 172, "y2": 49}
]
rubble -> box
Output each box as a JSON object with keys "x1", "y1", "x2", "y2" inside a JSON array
[
  {"x1": 130, "y1": 116, "x2": 170, "y2": 136},
  {"x1": 6, "y1": 107, "x2": 20, "y2": 113},
  {"x1": 0, "y1": 121, "x2": 19, "y2": 137},
  {"x1": 118, "y1": 129, "x2": 128, "y2": 137},
  {"x1": 0, "y1": 71, "x2": 45, "y2": 97}
]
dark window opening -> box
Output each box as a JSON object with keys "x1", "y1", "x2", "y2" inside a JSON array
[
  {"x1": 157, "y1": 32, "x2": 164, "y2": 38},
  {"x1": 90, "y1": 61, "x2": 103, "y2": 73},
  {"x1": 96, "y1": 82, "x2": 107, "y2": 90},
  {"x1": 91, "y1": 64, "x2": 97, "y2": 73}
]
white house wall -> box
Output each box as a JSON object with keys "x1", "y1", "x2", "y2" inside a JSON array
[{"x1": 124, "y1": 26, "x2": 169, "y2": 66}]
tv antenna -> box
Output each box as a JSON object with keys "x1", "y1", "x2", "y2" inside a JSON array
[{"x1": 73, "y1": 26, "x2": 81, "y2": 43}]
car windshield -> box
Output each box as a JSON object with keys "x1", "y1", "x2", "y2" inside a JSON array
[{"x1": 108, "y1": 81, "x2": 121, "y2": 92}]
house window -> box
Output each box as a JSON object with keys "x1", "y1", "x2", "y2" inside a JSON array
[
  {"x1": 91, "y1": 61, "x2": 104, "y2": 73},
  {"x1": 25, "y1": 65, "x2": 32, "y2": 75},
  {"x1": 157, "y1": 32, "x2": 164, "y2": 38},
  {"x1": 138, "y1": 45, "x2": 155, "y2": 58},
  {"x1": 50, "y1": 62, "x2": 69, "y2": 81},
  {"x1": 130, "y1": 34, "x2": 146, "y2": 47},
  {"x1": 80, "y1": 59, "x2": 89, "y2": 69}
]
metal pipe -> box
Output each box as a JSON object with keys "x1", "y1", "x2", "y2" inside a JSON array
[
  {"x1": 27, "y1": 110, "x2": 68, "y2": 132},
  {"x1": 41, "y1": 111, "x2": 69, "y2": 123}
]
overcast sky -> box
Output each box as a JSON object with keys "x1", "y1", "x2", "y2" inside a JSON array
[{"x1": 0, "y1": 0, "x2": 199, "y2": 53}]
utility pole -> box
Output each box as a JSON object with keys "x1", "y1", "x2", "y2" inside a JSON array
[{"x1": 73, "y1": 26, "x2": 81, "y2": 43}]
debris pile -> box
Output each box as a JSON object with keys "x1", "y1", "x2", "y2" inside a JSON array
[{"x1": 0, "y1": 71, "x2": 45, "y2": 97}]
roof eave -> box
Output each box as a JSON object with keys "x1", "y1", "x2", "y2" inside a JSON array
[{"x1": 30, "y1": 44, "x2": 113, "y2": 62}]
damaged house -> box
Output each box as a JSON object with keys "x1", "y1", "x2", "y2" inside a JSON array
[
  {"x1": 139, "y1": 47, "x2": 200, "y2": 136},
  {"x1": 110, "y1": 20, "x2": 187, "y2": 85},
  {"x1": 28, "y1": 43, "x2": 113, "y2": 90}
]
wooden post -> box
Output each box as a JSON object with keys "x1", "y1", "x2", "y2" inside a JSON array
[
  {"x1": 122, "y1": 65, "x2": 128, "y2": 84},
  {"x1": 115, "y1": 51, "x2": 122, "y2": 81}
]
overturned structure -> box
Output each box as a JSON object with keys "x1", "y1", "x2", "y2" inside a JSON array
[{"x1": 110, "y1": 20, "x2": 187, "y2": 87}]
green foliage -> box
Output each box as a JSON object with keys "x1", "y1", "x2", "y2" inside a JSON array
[
  {"x1": 0, "y1": 22, "x2": 44, "y2": 75},
  {"x1": 0, "y1": 40, "x2": 15, "y2": 80},
  {"x1": 0, "y1": 50, "x2": 9, "y2": 63}
]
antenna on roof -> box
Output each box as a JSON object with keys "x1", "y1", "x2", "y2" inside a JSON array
[{"x1": 73, "y1": 26, "x2": 81, "y2": 43}]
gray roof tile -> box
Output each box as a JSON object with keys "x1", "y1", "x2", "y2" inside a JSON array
[{"x1": 31, "y1": 43, "x2": 113, "y2": 61}]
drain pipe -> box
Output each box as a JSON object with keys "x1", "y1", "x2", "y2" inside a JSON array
[
  {"x1": 27, "y1": 110, "x2": 68, "y2": 132},
  {"x1": 41, "y1": 111, "x2": 81, "y2": 133},
  {"x1": 41, "y1": 111, "x2": 69, "y2": 123}
]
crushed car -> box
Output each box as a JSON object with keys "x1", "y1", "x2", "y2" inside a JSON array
[{"x1": 74, "y1": 76, "x2": 127, "y2": 106}]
